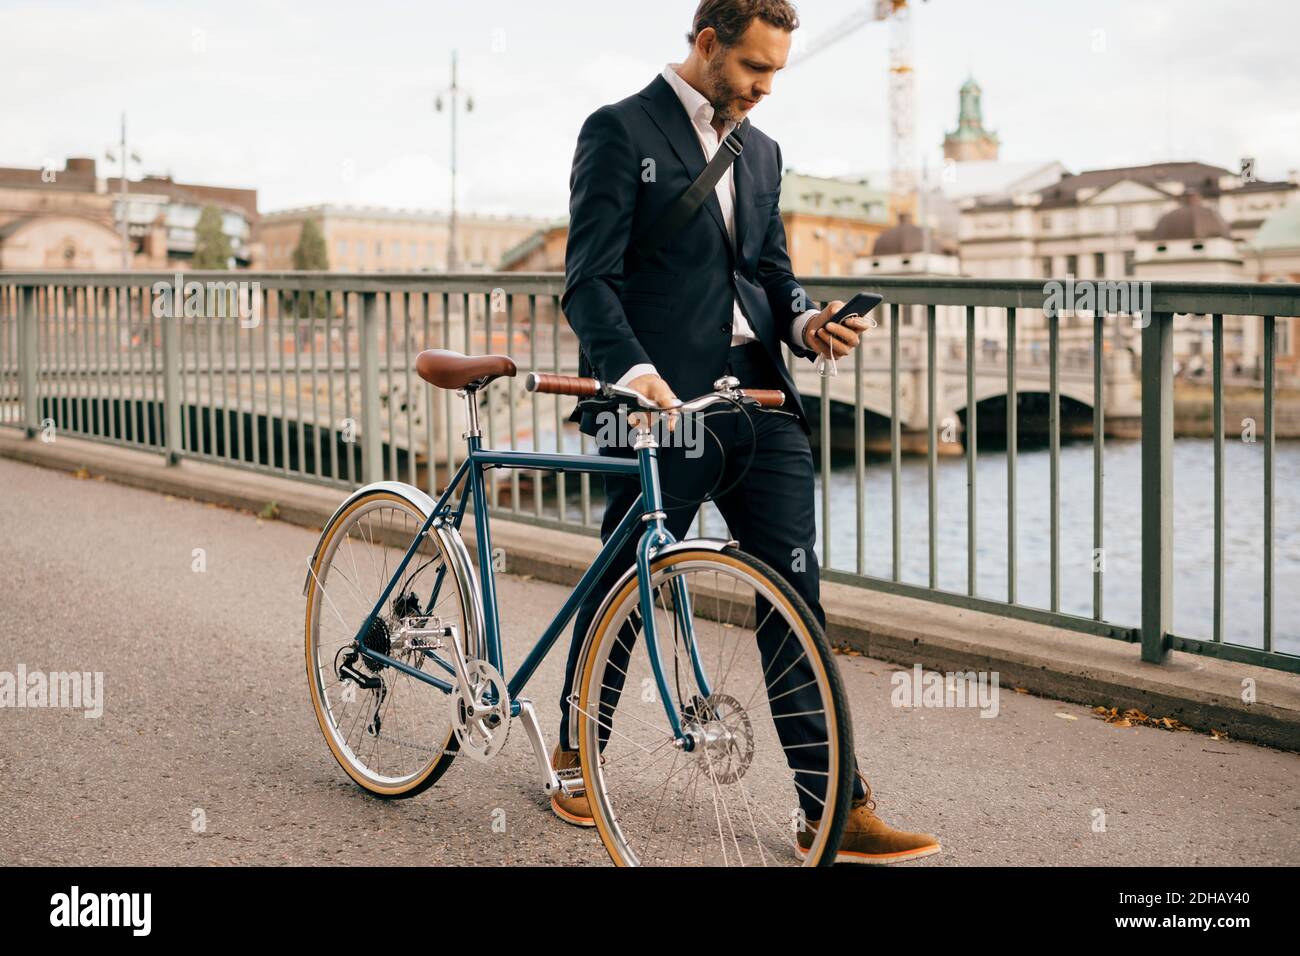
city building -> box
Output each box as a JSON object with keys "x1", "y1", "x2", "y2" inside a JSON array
[
  {"x1": 1245, "y1": 203, "x2": 1300, "y2": 375},
  {"x1": 958, "y1": 161, "x2": 1299, "y2": 281},
  {"x1": 496, "y1": 171, "x2": 890, "y2": 278},
  {"x1": 1250, "y1": 201, "x2": 1300, "y2": 282},
  {"x1": 500, "y1": 220, "x2": 569, "y2": 272},
  {"x1": 942, "y1": 76, "x2": 1000, "y2": 163},
  {"x1": 866, "y1": 76, "x2": 1064, "y2": 254},
  {"x1": 256, "y1": 205, "x2": 548, "y2": 273},
  {"x1": 1134, "y1": 193, "x2": 1259, "y2": 377},
  {"x1": 1135, "y1": 191, "x2": 1244, "y2": 281},
  {"x1": 779, "y1": 172, "x2": 891, "y2": 275},
  {"x1": 0, "y1": 156, "x2": 257, "y2": 270},
  {"x1": 854, "y1": 213, "x2": 967, "y2": 370},
  {"x1": 919, "y1": 158, "x2": 1067, "y2": 247},
  {"x1": 855, "y1": 211, "x2": 960, "y2": 276},
  {"x1": 1131, "y1": 194, "x2": 1300, "y2": 381}
]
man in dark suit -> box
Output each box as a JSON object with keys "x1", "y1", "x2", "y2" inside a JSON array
[{"x1": 554, "y1": 0, "x2": 939, "y2": 864}]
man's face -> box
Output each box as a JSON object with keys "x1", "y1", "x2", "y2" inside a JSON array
[{"x1": 701, "y1": 20, "x2": 791, "y2": 123}]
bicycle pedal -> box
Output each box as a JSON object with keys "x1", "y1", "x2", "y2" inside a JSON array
[{"x1": 557, "y1": 775, "x2": 587, "y2": 798}]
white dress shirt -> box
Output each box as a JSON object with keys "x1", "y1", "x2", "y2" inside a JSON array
[{"x1": 616, "y1": 63, "x2": 817, "y2": 387}]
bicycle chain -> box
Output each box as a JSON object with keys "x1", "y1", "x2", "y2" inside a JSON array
[{"x1": 361, "y1": 729, "x2": 454, "y2": 757}]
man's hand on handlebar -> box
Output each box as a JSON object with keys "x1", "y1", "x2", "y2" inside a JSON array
[
  {"x1": 625, "y1": 372, "x2": 680, "y2": 432},
  {"x1": 523, "y1": 370, "x2": 783, "y2": 422}
]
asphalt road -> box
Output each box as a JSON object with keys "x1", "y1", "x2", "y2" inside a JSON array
[{"x1": 1, "y1": 455, "x2": 1297, "y2": 866}]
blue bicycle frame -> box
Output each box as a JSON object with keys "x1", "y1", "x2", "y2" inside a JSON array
[{"x1": 346, "y1": 427, "x2": 710, "y2": 745}]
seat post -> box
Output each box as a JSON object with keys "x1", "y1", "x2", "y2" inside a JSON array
[{"x1": 458, "y1": 385, "x2": 481, "y2": 439}]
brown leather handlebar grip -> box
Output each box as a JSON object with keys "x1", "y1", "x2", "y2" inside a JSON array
[
  {"x1": 525, "y1": 372, "x2": 602, "y2": 397},
  {"x1": 740, "y1": 388, "x2": 785, "y2": 407}
]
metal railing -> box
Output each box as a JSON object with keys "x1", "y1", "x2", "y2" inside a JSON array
[{"x1": 1, "y1": 271, "x2": 1297, "y2": 673}]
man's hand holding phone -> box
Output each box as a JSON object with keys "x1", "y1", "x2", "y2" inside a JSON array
[{"x1": 802, "y1": 293, "x2": 881, "y2": 376}]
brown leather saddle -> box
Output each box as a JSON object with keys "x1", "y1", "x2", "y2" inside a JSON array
[{"x1": 415, "y1": 349, "x2": 517, "y2": 390}]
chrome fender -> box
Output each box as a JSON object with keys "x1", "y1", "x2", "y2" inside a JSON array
[{"x1": 303, "y1": 480, "x2": 486, "y2": 660}]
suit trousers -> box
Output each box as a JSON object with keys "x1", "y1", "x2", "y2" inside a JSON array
[{"x1": 556, "y1": 340, "x2": 865, "y2": 817}]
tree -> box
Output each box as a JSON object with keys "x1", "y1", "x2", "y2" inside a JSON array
[
  {"x1": 192, "y1": 204, "x2": 232, "y2": 269},
  {"x1": 291, "y1": 217, "x2": 330, "y2": 317},
  {"x1": 292, "y1": 217, "x2": 329, "y2": 271}
]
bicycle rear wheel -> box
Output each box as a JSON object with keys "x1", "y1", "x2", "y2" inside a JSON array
[
  {"x1": 305, "y1": 488, "x2": 470, "y2": 798},
  {"x1": 574, "y1": 546, "x2": 854, "y2": 866}
]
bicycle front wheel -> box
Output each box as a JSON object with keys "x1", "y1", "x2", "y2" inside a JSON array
[{"x1": 574, "y1": 546, "x2": 855, "y2": 866}]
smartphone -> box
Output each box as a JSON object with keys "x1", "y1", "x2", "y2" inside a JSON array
[
  {"x1": 806, "y1": 292, "x2": 885, "y2": 376},
  {"x1": 828, "y1": 291, "x2": 884, "y2": 326}
]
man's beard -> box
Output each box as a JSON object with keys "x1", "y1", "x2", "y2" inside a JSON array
[{"x1": 703, "y1": 55, "x2": 745, "y2": 123}]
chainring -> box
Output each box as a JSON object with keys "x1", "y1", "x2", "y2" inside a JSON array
[{"x1": 452, "y1": 659, "x2": 511, "y2": 763}]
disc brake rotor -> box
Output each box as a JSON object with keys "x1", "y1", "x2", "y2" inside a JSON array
[
  {"x1": 452, "y1": 659, "x2": 511, "y2": 763},
  {"x1": 685, "y1": 692, "x2": 754, "y2": 785}
]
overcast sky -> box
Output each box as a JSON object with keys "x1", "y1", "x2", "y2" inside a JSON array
[{"x1": 3, "y1": 0, "x2": 1298, "y2": 218}]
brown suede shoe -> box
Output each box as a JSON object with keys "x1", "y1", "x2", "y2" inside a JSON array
[
  {"x1": 549, "y1": 745, "x2": 595, "y2": 828},
  {"x1": 796, "y1": 773, "x2": 941, "y2": 864}
]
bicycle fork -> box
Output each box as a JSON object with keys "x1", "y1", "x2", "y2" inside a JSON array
[{"x1": 630, "y1": 426, "x2": 713, "y2": 754}]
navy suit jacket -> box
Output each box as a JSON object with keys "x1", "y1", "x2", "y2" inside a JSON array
[{"x1": 562, "y1": 73, "x2": 819, "y2": 437}]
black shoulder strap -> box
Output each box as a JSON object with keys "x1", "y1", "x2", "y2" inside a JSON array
[{"x1": 633, "y1": 118, "x2": 749, "y2": 259}]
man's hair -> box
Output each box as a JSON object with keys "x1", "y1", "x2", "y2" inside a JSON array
[{"x1": 686, "y1": 0, "x2": 799, "y2": 48}]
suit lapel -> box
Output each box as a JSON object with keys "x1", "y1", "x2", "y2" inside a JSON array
[{"x1": 637, "y1": 74, "x2": 731, "y2": 254}]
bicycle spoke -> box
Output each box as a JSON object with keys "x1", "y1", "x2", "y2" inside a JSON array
[
  {"x1": 581, "y1": 554, "x2": 846, "y2": 866},
  {"x1": 566, "y1": 694, "x2": 668, "y2": 757},
  {"x1": 699, "y1": 730, "x2": 745, "y2": 866},
  {"x1": 307, "y1": 497, "x2": 466, "y2": 792}
]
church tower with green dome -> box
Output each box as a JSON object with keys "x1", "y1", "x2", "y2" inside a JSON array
[{"x1": 943, "y1": 76, "x2": 1000, "y2": 162}]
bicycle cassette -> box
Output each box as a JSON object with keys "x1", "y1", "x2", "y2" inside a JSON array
[{"x1": 452, "y1": 659, "x2": 511, "y2": 763}]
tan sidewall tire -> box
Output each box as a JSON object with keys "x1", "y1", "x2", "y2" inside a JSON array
[
  {"x1": 575, "y1": 547, "x2": 853, "y2": 866},
  {"x1": 305, "y1": 491, "x2": 459, "y2": 798}
]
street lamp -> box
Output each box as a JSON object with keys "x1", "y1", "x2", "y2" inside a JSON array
[
  {"x1": 435, "y1": 51, "x2": 473, "y2": 272},
  {"x1": 105, "y1": 112, "x2": 142, "y2": 271}
]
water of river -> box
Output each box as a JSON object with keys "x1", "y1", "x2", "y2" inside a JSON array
[
  {"x1": 799, "y1": 437, "x2": 1300, "y2": 655},
  {"x1": 548, "y1": 428, "x2": 1299, "y2": 656}
]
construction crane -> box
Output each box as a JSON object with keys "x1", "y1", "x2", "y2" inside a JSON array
[{"x1": 788, "y1": 0, "x2": 927, "y2": 220}]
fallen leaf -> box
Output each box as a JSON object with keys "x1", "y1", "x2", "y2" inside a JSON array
[{"x1": 1054, "y1": 712, "x2": 1078, "y2": 721}]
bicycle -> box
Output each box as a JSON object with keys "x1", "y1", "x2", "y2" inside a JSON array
[{"x1": 303, "y1": 347, "x2": 856, "y2": 865}]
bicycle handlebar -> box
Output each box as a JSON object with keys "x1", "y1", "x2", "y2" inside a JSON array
[
  {"x1": 525, "y1": 372, "x2": 602, "y2": 398},
  {"x1": 523, "y1": 372, "x2": 785, "y2": 413},
  {"x1": 735, "y1": 389, "x2": 785, "y2": 408}
]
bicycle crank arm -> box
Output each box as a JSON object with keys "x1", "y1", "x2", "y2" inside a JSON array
[
  {"x1": 435, "y1": 622, "x2": 474, "y2": 699},
  {"x1": 515, "y1": 698, "x2": 566, "y2": 797}
]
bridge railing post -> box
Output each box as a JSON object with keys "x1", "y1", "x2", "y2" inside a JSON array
[
  {"x1": 358, "y1": 290, "x2": 383, "y2": 484},
  {"x1": 161, "y1": 309, "x2": 182, "y2": 464},
  {"x1": 17, "y1": 284, "x2": 39, "y2": 438},
  {"x1": 1140, "y1": 310, "x2": 1173, "y2": 664}
]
